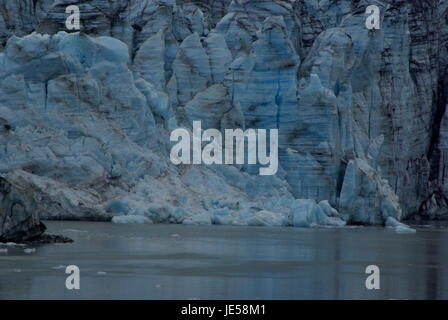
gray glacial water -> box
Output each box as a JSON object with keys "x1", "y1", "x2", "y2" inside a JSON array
[{"x1": 0, "y1": 221, "x2": 447, "y2": 300}]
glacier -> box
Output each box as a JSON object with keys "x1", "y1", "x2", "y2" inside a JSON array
[{"x1": 0, "y1": 0, "x2": 447, "y2": 241}]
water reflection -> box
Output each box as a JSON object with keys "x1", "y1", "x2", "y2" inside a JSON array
[{"x1": 0, "y1": 222, "x2": 447, "y2": 299}]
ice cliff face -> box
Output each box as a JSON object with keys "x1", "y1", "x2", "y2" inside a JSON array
[{"x1": 0, "y1": 0, "x2": 447, "y2": 238}]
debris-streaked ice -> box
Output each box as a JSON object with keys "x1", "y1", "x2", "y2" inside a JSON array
[{"x1": 0, "y1": 0, "x2": 446, "y2": 238}]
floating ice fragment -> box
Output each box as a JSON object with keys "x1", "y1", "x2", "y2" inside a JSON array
[
  {"x1": 52, "y1": 265, "x2": 66, "y2": 270},
  {"x1": 63, "y1": 229, "x2": 88, "y2": 233},
  {"x1": 1, "y1": 242, "x2": 25, "y2": 247}
]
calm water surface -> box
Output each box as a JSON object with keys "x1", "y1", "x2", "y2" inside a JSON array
[{"x1": 0, "y1": 221, "x2": 447, "y2": 300}]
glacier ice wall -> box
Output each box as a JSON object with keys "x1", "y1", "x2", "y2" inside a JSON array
[{"x1": 0, "y1": 0, "x2": 447, "y2": 238}]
